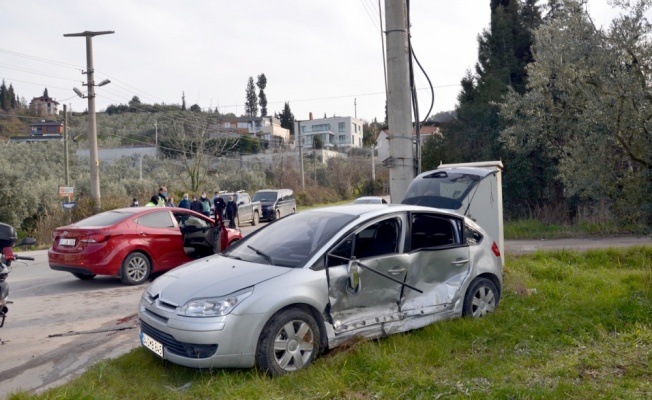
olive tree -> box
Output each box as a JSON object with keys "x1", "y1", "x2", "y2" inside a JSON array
[{"x1": 500, "y1": 0, "x2": 652, "y2": 227}]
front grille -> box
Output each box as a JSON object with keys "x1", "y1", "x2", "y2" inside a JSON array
[{"x1": 140, "y1": 319, "x2": 218, "y2": 359}]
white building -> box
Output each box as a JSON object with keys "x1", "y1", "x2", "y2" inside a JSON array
[
  {"x1": 210, "y1": 116, "x2": 290, "y2": 146},
  {"x1": 295, "y1": 115, "x2": 364, "y2": 150}
]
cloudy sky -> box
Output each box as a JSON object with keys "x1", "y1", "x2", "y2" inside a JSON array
[{"x1": 0, "y1": 0, "x2": 636, "y2": 123}]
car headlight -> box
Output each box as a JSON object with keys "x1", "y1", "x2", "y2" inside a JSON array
[{"x1": 178, "y1": 287, "x2": 253, "y2": 317}]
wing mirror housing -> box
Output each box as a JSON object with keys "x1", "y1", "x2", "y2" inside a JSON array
[{"x1": 346, "y1": 258, "x2": 361, "y2": 294}]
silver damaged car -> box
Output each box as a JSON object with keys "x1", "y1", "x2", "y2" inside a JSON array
[{"x1": 138, "y1": 204, "x2": 503, "y2": 375}]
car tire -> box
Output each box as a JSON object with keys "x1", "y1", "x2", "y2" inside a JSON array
[
  {"x1": 255, "y1": 308, "x2": 320, "y2": 376},
  {"x1": 462, "y1": 277, "x2": 499, "y2": 318},
  {"x1": 120, "y1": 251, "x2": 151, "y2": 285},
  {"x1": 236, "y1": 215, "x2": 240, "y2": 227},
  {"x1": 252, "y1": 211, "x2": 259, "y2": 226},
  {"x1": 276, "y1": 210, "x2": 281, "y2": 220},
  {"x1": 72, "y1": 272, "x2": 96, "y2": 280}
]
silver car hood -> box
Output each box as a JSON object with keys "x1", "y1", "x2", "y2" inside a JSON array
[{"x1": 146, "y1": 255, "x2": 290, "y2": 305}]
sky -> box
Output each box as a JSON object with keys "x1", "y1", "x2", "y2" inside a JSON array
[{"x1": 0, "y1": 0, "x2": 638, "y2": 124}]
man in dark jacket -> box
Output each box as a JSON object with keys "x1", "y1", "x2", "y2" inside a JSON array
[
  {"x1": 214, "y1": 193, "x2": 226, "y2": 222},
  {"x1": 178, "y1": 193, "x2": 190, "y2": 209},
  {"x1": 225, "y1": 195, "x2": 238, "y2": 229},
  {"x1": 190, "y1": 195, "x2": 203, "y2": 213}
]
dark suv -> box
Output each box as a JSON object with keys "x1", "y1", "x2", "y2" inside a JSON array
[{"x1": 252, "y1": 189, "x2": 297, "y2": 221}]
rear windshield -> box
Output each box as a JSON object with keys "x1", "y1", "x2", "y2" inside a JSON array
[
  {"x1": 253, "y1": 191, "x2": 278, "y2": 202},
  {"x1": 402, "y1": 171, "x2": 481, "y2": 209},
  {"x1": 74, "y1": 211, "x2": 132, "y2": 227}
]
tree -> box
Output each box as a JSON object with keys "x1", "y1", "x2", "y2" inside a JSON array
[
  {"x1": 429, "y1": 0, "x2": 543, "y2": 218},
  {"x1": 257, "y1": 73, "x2": 268, "y2": 117},
  {"x1": 275, "y1": 102, "x2": 294, "y2": 135},
  {"x1": 0, "y1": 80, "x2": 8, "y2": 111},
  {"x1": 245, "y1": 77, "x2": 258, "y2": 117},
  {"x1": 158, "y1": 111, "x2": 239, "y2": 192},
  {"x1": 190, "y1": 104, "x2": 201, "y2": 112},
  {"x1": 43, "y1": 88, "x2": 49, "y2": 98},
  {"x1": 181, "y1": 92, "x2": 186, "y2": 111},
  {"x1": 500, "y1": 0, "x2": 652, "y2": 227},
  {"x1": 8, "y1": 84, "x2": 16, "y2": 109}
]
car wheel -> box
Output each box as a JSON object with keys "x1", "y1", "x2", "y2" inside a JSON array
[
  {"x1": 276, "y1": 210, "x2": 281, "y2": 220},
  {"x1": 120, "y1": 251, "x2": 151, "y2": 285},
  {"x1": 462, "y1": 277, "x2": 499, "y2": 318},
  {"x1": 256, "y1": 308, "x2": 320, "y2": 376},
  {"x1": 252, "y1": 211, "x2": 259, "y2": 226},
  {"x1": 72, "y1": 272, "x2": 96, "y2": 280},
  {"x1": 292, "y1": 208, "x2": 296, "y2": 214},
  {"x1": 236, "y1": 215, "x2": 241, "y2": 227}
]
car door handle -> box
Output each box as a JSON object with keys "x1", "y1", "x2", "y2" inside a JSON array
[
  {"x1": 452, "y1": 258, "x2": 469, "y2": 266},
  {"x1": 388, "y1": 266, "x2": 406, "y2": 275}
]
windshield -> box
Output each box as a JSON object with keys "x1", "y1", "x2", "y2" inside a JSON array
[
  {"x1": 252, "y1": 191, "x2": 278, "y2": 202},
  {"x1": 223, "y1": 210, "x2": 357, "y2": 268},
  {"x1": 402, "y1": 171, "x2": 481, "y2": 210}
]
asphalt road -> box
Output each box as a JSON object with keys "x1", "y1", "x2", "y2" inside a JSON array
[{"x1": 0, "y1": 229, "x2": 650, "y2": 398}]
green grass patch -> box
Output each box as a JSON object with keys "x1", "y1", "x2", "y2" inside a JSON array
[
  {"x1": 503, "y1": 219, "x2": 634, "y2": 239},
  {"x1": 10, "y1": 247, "x2": 652, "y2": 399}
]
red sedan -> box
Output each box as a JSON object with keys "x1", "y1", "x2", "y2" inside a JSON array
[{"x1": 48, "y1": 207, "x2": 242, "y2": 285}]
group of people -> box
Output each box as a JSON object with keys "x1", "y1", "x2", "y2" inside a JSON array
[{"x1": 131, "y1": 187, "x2": 239, "y2": 229}]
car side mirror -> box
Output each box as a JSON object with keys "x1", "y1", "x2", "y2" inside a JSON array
[
  {"x1": 18, "y1": 237, "x2": 36, "y2": 247},
  {"x1": 346, "y1": 258, "x2": 361, "y2": 294}
]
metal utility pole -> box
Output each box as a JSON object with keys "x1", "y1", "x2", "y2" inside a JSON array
[
  {"x1": 385, "y1": 0, "x2": 414, "y2": 203},
  {"x1": 64, "y1": 30, "x2": 114, "y2": 213}
]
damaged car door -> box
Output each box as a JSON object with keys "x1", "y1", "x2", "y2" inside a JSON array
[
  {"x1": 400, "y1": 212, "x2": 471, "y2": 319},
  {"x1": 326, "y1": 214, "x2": 415, "y2": 337}
]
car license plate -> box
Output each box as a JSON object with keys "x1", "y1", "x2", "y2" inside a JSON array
[
  {"x1": 141, "y1": 331, "x2": 164, "y2": 358},
  {"x1": 59, "y1": 238, "x2": 75, "y2": 246}
]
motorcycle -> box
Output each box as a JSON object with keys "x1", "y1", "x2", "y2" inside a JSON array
[{"x1": 0, "y1": 222, "x2": 36, "y2": 328}]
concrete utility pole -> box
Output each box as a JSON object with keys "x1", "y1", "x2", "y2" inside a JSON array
[
  {"x1": 385, "y1": 0, "x2": 414, "y2": 203},
  {"x1": 63, "y1": 104, "x2": 70, "y2": 186},
  {"x1": 296, "y1": 120, "x2": 305, "y2": 190},
  {"x1": 64, "y1": 30, "x2": 114, "y2": 213}
]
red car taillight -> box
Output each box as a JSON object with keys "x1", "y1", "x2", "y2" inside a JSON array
[
  {"x1": 491, "y1": 241, "x2": 501, "y2": 257},
  {"x1": 80, "y1": 234, "x2": 112, "y2": 244}
]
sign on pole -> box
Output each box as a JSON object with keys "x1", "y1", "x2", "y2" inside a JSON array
[{"x1": 59, "y1": 186, "x2": 74, "y2": 197}]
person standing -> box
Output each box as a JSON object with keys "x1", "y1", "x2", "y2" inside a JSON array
[
  {"x1": 145, "y1": 195, "x2": 160, "y2": 207},
  {"x1": 178, "y1": 193, "x2": 190, "y2": 209},
  {"x1": 200, "y1": 192, "x2": 211, "y2": 217},
  {"x1": 130, "y1": 198, "x2": 139, "y2": 207},
  {"x1": 156, "y1": 186, "x2": 168, "y2": 207},
  {"x1": 214, "y1": 193, "x2": 226, "y2": 222},
  {"x1": 190, "y1": 195, "x2": 203, "y2": 213},
  {"x1": 225, "y1": 195, "x2": 238, "y2": 229},
  {"x1": 165, "y1": 196, "x2": 175, "y2": 207}
]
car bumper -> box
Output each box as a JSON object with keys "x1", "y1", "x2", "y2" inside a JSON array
[
  {"x1": 48, "y1": 247, "x2": 121, "y2": 276},
  {"x1": 138, "y1": 300, "x2": 273, "y2": 369}
]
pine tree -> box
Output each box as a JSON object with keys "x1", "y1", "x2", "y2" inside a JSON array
[
  {"x1": 43, "y1": 88, "x2": 49, "y2": 98},
  {"x1": 245, "y1": 77, "x2": 258, "y2": 117},
  {"x1": 181, "y1": 92, "x2": 186, "y2": 111},
  {"x1": 428, "y1": 0, "x2": 543, "y2": 217},
  {"x1": 0, "y1": 80, "x2": 7, "y2": 111},
  {"x1": 257, "y1": 73, "x2": 268, "y2": 117},
  {"x1": 8, "y1": 84, "x2": 17, "y2": 109},
  {"x1": 275, "y1": 102, "x2": 294, "y2": 135}
]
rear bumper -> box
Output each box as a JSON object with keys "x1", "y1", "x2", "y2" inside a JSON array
[{"x1": 48, "y1": 248, "x2": 120, "y2": 276}]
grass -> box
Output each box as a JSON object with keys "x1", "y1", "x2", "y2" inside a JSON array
[
  {"x1": 9, "y1": 247, "x2": 652, "y2": 399},
  {"x1": 502, "y1": 219, "x2": 640, "y2": 239}
]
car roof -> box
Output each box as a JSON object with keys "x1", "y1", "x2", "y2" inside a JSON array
[{"x1": 308, "y1": 203, "x2": 462, "y2": 220}]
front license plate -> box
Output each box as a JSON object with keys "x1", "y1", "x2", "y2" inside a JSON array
[
  {"x1": 59, "y1": 238, "x2": 75, "y2": 246},
  {"x1": 141, "y1": 331, "x2": 164, "y2": 358}
]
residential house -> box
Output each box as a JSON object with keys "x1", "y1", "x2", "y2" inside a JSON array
[
  {"x1": 30, "y1": 120, "x2": 63, "y2": 136},
  {"x1": 209, "y1": 116, "x2": 290, "y2": 147},
  {"x1": 29, "y1": 96, "x2": 60, "y2": 117},
  {"x1": 295, "y1": 114, "x2": 364, "y2": 150}
]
